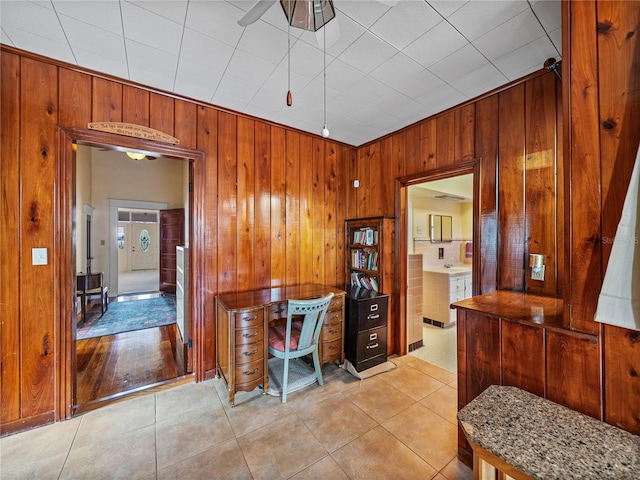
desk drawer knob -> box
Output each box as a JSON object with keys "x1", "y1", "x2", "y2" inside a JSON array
[
  {"x1": 242, "y1": 315, "x2": 259, "y2": 322},
  {"x1": 242, "y1": 368, "x2": 259, "y2": 376},
  {"x1": 243, "y1": 332, "x2": 259, "y2": 339},
  {"x1": 328, "y1": 328, "x2": 340, "y2": 334},
  {"x1": 243, "y1": 349, "x2": 259, "y2": 357},
  {"x1": 328, "y1": 345, "x2": 339, "y2": 351}
]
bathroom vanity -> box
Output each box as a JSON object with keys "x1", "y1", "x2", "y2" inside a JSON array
[{"x1": 422, "y1": 266, "x2": 472, "y2": 327}]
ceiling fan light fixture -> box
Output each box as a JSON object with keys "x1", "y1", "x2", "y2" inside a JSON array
[
  {"x1": 126, "y1": 152, "x2": 146, "y2": 161},
  {"x1": 280, "y1": 0, "x2": 335, "y2": 31}
]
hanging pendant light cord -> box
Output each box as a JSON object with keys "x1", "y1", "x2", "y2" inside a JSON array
[{"x1": 323, "y1": 28, "x2": 327, "y2": 126}]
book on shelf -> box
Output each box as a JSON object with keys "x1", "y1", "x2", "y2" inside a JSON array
[
  {"x1": 353, "y1": 227, "x2": 377, "y2": 246},
  {"x1": 349, "y1": 272, "x2": 379, "y2": 292}
]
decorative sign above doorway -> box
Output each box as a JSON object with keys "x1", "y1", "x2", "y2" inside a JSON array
[{"x1": 88, "y1": 122, "x2": 180, "y2": 144}]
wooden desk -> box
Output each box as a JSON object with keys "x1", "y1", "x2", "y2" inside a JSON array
[
  {"x1": 76, "y1": 272, "x2": 108, "y2": 324},
  {"x1": 216, "y1": 284, "x2": 346, "y2": 406}
]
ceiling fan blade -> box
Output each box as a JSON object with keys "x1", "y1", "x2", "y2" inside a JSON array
[
  {"x1": 237, "y1": 0, "x2": 277, "y2": 27},
  {"x1": 315, "y1": 18, "x2": 340, "y2": 49}
]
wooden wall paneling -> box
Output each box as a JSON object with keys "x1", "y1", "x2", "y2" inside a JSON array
[
  {"x1": 404, "y1": 125, "x2": 421, "y2": 176},
  {"x1": 1, "y1": 52, "x2": 21, "y2": 424},
  {"x1": 524, "y1": 73, "x2": 558, "y2": 296},
  {"x1": 598, "y1": 1, "x2": 640, "y2": 267},
  {"x1": 323, "y1": 141, "x2": 338, "y2": 286},
  {"x1": 356, "y1": 145, "x2": 370, "y2": 218},
  {"x1": 299, "y1": 135, "x2": 314, "y2": 283},
  {"x1": 420, "y1": 118, "x2": 437, "y2": 171},
  {"x1": 475, "y1": 95, "x2": 499, "y2": 295},
  {"x1": 555, "y1": 77, "x2": 565, "y2": 299},
  {"x1": 381, "y1": 134, "x2": 404, "y2": 217},
  {"x1": 501, "y1": 321, "x2": 545, "y2": 397},
  {"x1": 196, "y1": 105, "x2": 218, "y2": 376},
  {"x1": 454, "y1": 103, "x2": 475, "y2": 163},
  {"x1": 20, "y1": 57, "x2": 58, "y2": 418},
  {"x1": 254, "y1": 122, "x2": 271, "y2": 289},
  {"x1": 335, "y1": 145, "x2": 350, "y2": 287},
  {"x1": 217, "y1": 111, "x2": 237, "y2": 294},
  {"x1": 566, "y1": 0, "x2": 601, "y2": 335},
  {"x1": 465, "y1": 311, "x2": 501, "y2": 403},
  {"x1": 497, "y1": 84, "x2": 526, "y2": 291},
  {"x1": 345, "y1": 144, "x2": 358, "y2": 221},
  {"x1": 603, "y1": 325, "x2": 640, "y2": 434},
  {"x1": 270, "y1": 126, "x2": 286, "y2": 287},
  {"x1": 456, "y1": 309, "x2": 472, "y2": 461},
  {"x1": 236, "y1": 117, "x2": 255, "y2": 291},
  {"x1": 312, "y1": 138, "x2": 325, "y2": 283},
  {"x1": 58, "y1": 68, "x2": 91, "y2": 128},
  {"x1": 436, "y1": 111, "x2": 455, "y2": 168},
  {"x1": 597, "y1": 0, "x2": 640, "y2": 434},
  {"x1": 122, "y1": 85, "x2": 149, "y2": 126},
  {"x1": 174, "y1": 100, "x2": 197, "y2": 150},
  {"x1": 149, "y1": 92, "x2": 175, "y2": 138},
  {"x1": 546, "y1": 330, "x2": 601, "y2": 419},
  {"x1": 285, "y1": 130, "x2": 301, "y2": 286},
  {"x1": 91, "y1": 77, "x2": 122, "y2": 122}
]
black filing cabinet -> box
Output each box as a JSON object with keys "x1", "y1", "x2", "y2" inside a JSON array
[{"x1": 344, "y1": 286, "x2": 389, "y2": 372}]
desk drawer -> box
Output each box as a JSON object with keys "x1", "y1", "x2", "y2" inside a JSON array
[
  {"x1": 329, "y1": 295, "x2": 344, "y2": 310},
  {"x1": 266, "y1": 302, "x2": 287, "y2": 321},
  {"x1": 235, "y1": 342, "x2": 264, "y2": 364},
  {"x1": 235, "y1": 325, "x2": 264, "y2": 346},
  {"x1": 322, "y1": 321, "x2": 342, "y2": 342},
  {"x1": 234, "y1": 358, "x2": 263, "y2": 384},
  {"x1": 324, "y1": 310, "x2": 343, "y2": 325},
  {"x1": 234, "y1": 309, "x2": 264, "y2": 328},
  {"x1": 322, "y1": 338, "x2": 342, "y2": 364}
]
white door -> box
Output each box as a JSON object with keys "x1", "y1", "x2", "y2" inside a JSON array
[{"x1": 131, "y1": 223, "x2": 159, "y2": 270}]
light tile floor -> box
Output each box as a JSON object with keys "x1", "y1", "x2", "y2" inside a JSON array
[
  {"x1": 0, "y1": 355, "x2": 471, "y2": 480},
  {"x1": 409, "y1": 323, "x2": 457, "y2": 373}
]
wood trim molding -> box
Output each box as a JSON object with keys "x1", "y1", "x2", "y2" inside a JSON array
[{"x1": 56, "y1": 126, "x2": 206, "y2": 420}]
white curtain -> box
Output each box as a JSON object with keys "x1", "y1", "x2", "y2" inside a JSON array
[{"x1": 595, "y1": 144, "x2": 640, "y2": 331}]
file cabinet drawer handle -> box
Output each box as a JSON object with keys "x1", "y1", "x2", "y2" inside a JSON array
[{"x1": 366, "y1": 343, "x2": 379, "y2": 349}]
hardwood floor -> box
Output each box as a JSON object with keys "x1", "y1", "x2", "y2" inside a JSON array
[{"x1": 76, "y1": 323, "x2": 181, "y2": 406}]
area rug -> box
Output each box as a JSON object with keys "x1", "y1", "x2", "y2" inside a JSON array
[
  {"x1": 77, "y1": 294, "x2": 176, "y2": 340},
  {"x1": 267, "y1": 357, "x2": 320, "y2": 397}
]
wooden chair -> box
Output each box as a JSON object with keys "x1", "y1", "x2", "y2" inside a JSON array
[
  {"x1": 76, "y1": 272, "x2": 108, "y2": 324},
  {"x1": 267, "y1": 292, "x2": 334, "y2": 403}
]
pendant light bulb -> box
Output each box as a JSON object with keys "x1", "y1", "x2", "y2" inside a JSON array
[{"x1": 321, "y1": 124, "x2": 330, "y2": 138}]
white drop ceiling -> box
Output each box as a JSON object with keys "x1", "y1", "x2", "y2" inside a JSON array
[{"x1": 0, "y1": 0, "x2": 561, "y2": 147}]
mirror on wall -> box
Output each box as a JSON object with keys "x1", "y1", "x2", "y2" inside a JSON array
[{"x1": 430, "y1": 214, "x2": 452, "y2": 242}]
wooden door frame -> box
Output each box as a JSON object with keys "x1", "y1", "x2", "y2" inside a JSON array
[
  {"x1": 394, "y1": 160, "x2": 479, "y2": 356},
  {"x1": 57, "y1": 126, "x2": 206, "y2": 420}
]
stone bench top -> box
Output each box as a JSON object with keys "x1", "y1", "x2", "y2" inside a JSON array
[{"x1": 457, "y1": 385, "x2": 640, "y2": 480}]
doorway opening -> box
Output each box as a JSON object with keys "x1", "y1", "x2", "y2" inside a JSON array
[
  {"x1": 60, "y1": 129, "x2": 203, "y2": 418},
  {"x1": 406, "y1": 174, "x2": 473, "y2": 373},
  {"x1": 396, "y1": 162, "x2": 478, "y2": 372},
  {"x1": 116, "y1": 206, "x2": 163, "y2": 295}
]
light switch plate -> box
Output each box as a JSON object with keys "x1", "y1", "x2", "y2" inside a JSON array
[
  {"x1": 32, "y1": 247, "x2": 48, "y2": 265},
  {"x1": 531, "y1": 265, "x2": 545, "y2": 281}
]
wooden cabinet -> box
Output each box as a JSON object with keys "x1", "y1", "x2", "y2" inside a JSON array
[
  {"x1": 345, "y1": 217, "x2": 395, "y2": 294},
  {"x1": 216, "y1": 284, "x2": 345, "y2": 406},
  {"x1": 422, "y1": 268, "x2": 472, "y2": 327},
  {"x1": 344, "y1": 287, "x2": 389, "y2": 372},
  {"x1": 453, "y1": 291, "x2": 600, "y2": 464}
]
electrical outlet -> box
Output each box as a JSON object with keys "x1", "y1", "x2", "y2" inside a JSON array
[{"x1": 531, "y1": 266, "x2": 545, "y2": 281}]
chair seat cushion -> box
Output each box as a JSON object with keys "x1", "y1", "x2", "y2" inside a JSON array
[{"x1": 268, "y1": 320, "x2": 303, "y2": 352}]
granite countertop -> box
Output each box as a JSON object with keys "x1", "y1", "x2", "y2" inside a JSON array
[{"x1": 457, "y1": 385, "x2": 640, "y2": 480}]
